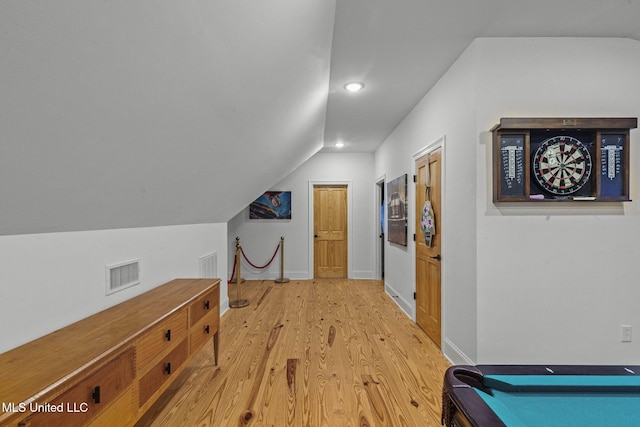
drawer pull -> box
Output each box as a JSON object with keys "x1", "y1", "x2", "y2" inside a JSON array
[
  {"x1": 92, "y1": 385, "x2": 101, "y2": 404},
  {"x1": 165, "y1": 362, "x2": 172, "y2": 375},
  {"x1": 165, "y1": 329, "x2": 172, "y2": 341},
  {"x1": 205, "y1": 325, "x2": 210, "y2": 334},
  {"x1": 204, "y1": 300, "x2": 210, "y2": 310}
]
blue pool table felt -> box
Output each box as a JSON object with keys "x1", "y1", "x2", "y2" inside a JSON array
[{"x1": 474, "y1": 375, "x2": 640, "y2": 426}]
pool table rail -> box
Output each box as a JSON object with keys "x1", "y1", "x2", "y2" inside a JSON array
[
  {"x1": 442, "y1": 365, "x2": 506, "y2": 427},
  {"x1": 442, "y1": 364, "x2": 640, "y2": 427}
]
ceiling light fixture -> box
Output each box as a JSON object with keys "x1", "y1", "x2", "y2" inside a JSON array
[
  {"x1": 334, "y1": 142, "x2": 345, "y2": 148},
  {"x1": 344, "y1": 82, "x2": 365, "y2": 93}
]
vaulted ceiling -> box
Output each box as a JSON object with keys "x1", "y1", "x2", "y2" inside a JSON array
[{"x1": 1, "y1": 1, "x2": 639, "y2": 235}]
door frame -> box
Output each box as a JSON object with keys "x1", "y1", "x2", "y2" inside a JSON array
[
  {"x1": 411, "y1": 136, "x2": 446, "y2": 325},
  {"x1": 308, "y1": 181, "x2": 353, "y2": 279},
  {"x1": 375, "y1": 174, "x2": 386, "y2": 280}
]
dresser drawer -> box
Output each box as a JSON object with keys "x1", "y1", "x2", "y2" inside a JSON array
[
  {"x1": 88, "y1": 385, "x2": 134, "y2": 427},
  {"x1": 190, "y1": 312, "x2": 219, "y2": 355},
  {"x1": 18, "y1": 347, "x2": 135, "y2": 427},
  {"x1": 190, "y1": 288, "x2": 219, "y2": 326},
  {"x1": 138, "y1": 338, "x2": 189, "y2": 407},
  {"x1": 136, "y1": 307, "x2": 188, "y2": 372}
]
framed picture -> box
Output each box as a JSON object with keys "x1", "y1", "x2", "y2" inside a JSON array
[
  {"x1": 249, "y1": 191, "x2": 292, "y2": 219},
  {"x1": 387, "y1": 174, "x2": 407, "y2": 245}
]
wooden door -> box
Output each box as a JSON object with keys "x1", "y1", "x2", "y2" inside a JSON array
[
  {"x1": 314, "y1": 185, "x2": 348, "y2": 278},
  {"x1": 415, "y1": 150, "x2": 442, "y2": 346}
]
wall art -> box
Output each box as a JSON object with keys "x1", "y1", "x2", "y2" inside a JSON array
[
  {"x1": 387, "y1": 174, "x2": 408, "y2": 245},
  {"x1": 249, "y1": 191, "x2": 292, "y2": 219}
]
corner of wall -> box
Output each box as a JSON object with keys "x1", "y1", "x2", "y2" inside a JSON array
[
  {"x1": 384, "y1": 281, "x2": 414, "y2": 319},
  {"x1": 443, "y1": 338, "x2": 475, "y2": 365}
]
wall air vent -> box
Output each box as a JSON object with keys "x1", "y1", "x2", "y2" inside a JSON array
[
  {"x1": 199, "y1": 252, "x2": 217, "y2": 278},
  {"x1": 106, "y1": 259, "x2": 140, "y2": 295}
]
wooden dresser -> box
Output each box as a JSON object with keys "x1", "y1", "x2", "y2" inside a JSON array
[{"x1": 0, "y1": 278, "x2": 220, "y2": 427}]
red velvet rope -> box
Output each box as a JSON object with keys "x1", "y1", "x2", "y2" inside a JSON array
[
  {"x1": 228, "y1": 250, "x2": 238, "y2": 283},
  {"x1": 240, "y1": 241, "x2": 281, "y2": 269},
  {"x1": 228, "y1": 241, "x2": 282, "y2": 283}
]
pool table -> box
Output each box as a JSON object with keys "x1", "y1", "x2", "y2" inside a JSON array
[{"x1": 442, "y1": 364, "x2": 640, "y2": 427}]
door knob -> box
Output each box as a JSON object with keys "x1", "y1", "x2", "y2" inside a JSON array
[{"x1": 430, "y1": 254, "x2": 441, "y2": 261}]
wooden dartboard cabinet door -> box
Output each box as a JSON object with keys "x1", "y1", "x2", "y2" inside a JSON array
[{"x1": 492, "y1": 117, "x2": 637, "y2": 203}]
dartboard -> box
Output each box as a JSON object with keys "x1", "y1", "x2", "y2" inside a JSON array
[{"x1": 532, "y1": 136, "x2": 592, "y2": 195}]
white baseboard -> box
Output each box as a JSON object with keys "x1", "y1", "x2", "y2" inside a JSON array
[
  {"x1": 352, "y1": 270, "x2": 376, "y2": 279},
  {"x1": 233, "y1": 271, "x2": 310, "y2": 281},
  {"x1": 384, "y1": 281, "x2": 414, "y2": 319},
  {"x1": 220, "y1": 299, "x2": 230, "y2": 317},
  {"x1": 235, "y1": 271, "x2": 377, "y2": 281},
  {"x1": 443, "y1": 338, "x2": 474, "y2": 365}
]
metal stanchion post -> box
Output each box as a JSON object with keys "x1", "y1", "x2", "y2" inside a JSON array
[
  {"x1": 230, "y1": 237, "x2": 245, "y2": 284},
  {"x1": 275, "y1": 236, "x2": 290, "y2": 283},
  {"x1": 230, "y1": 238, "x2": 249, "y2": 308}
]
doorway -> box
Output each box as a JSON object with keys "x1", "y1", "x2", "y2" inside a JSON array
[
  {"x1": 415, "y1": 148, "x2": 442, "y2": 346},
  {"x1": 377, "y1": 180, "x2": 385, "y2": 279},
  {"x1": 313, "y1": 185, "x2": 348, "y2": 278}
]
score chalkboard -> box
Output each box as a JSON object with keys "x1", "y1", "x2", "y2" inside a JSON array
[
  {"x1": 600, "y1": 134, "x2": 625, "y2": 198},
  {"x1": 499, "y1": 135, "x2": 525, "y2": 197}
]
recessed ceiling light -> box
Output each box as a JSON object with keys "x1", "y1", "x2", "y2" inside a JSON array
[
  {"x1": 334, "y1": 142, "x2": 345, "y2": 148},
  {"x1": 344, "y1": 82, "x2": 365, "y2": 93}
]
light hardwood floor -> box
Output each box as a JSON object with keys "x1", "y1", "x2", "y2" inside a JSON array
[{"x1": 136, "y1": 279, "x2": 451, "y2": 427}]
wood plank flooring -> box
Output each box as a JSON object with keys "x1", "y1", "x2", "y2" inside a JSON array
[{"x1": 135, "y1": 279, "x2": 451, "y2": 427}]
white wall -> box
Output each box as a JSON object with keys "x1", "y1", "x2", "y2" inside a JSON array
[
  {"x1": 228, "y1": 152, "x2": 376, "y2": 280},
  {"x1": 374, "y1": 43, "x2": 479, "y2": 363},
  {"x1": 0, "y1": 223, "x2": 228, "y2": 353},
  {"x1": 374, "y1": 36, "x2": 640, "y2": 365},
  {"x1": 475, "y1": 37, "x2": 640, "y2": 364}
]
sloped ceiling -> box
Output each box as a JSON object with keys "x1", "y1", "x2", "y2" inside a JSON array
[
  {"x1": 1, "y1": 1, "x2": 639, "y2": 235},
  {"x1": 0, "y1": 1, "x2": 335, "y2": 234}
]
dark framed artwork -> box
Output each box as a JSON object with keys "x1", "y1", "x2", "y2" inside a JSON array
[
  {"x1": 387, "y1": 174, "x2": 407, "y2": 245},
  {"x1": 249, "y1": 191, "x2": 292, "y2": 219}
]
